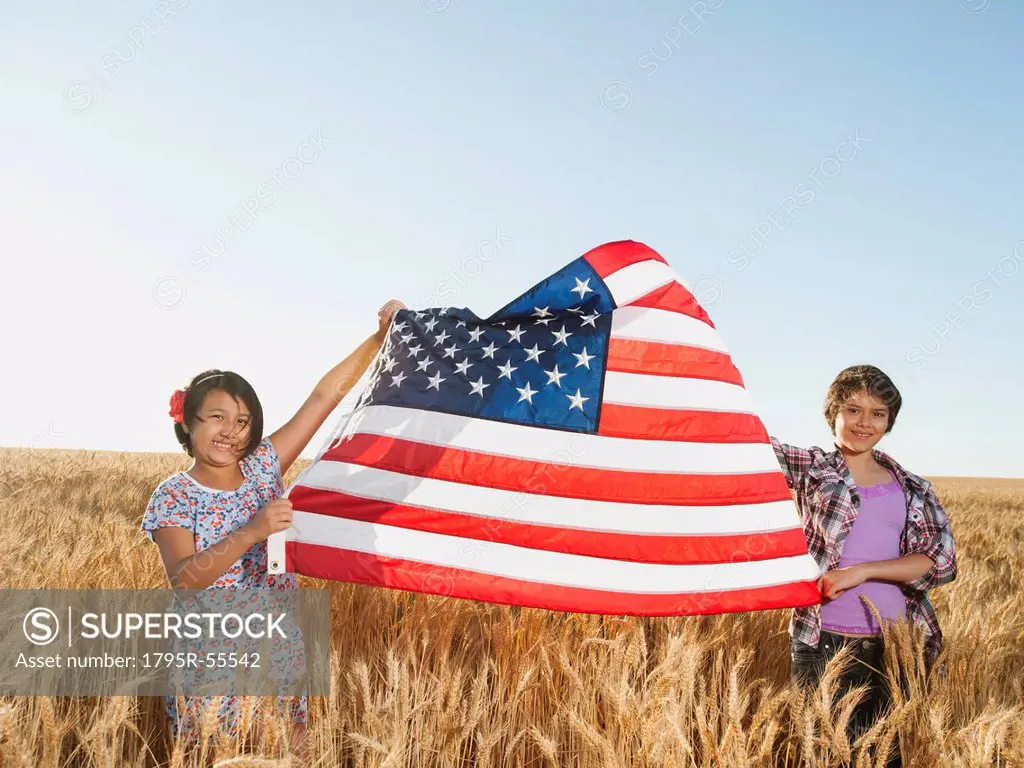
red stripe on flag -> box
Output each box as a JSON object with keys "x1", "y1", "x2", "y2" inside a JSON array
[
  {"x1": 583, "y1": 240, "x2": 667, "y2": 278},
  {"x1": 607, "y1": 338, "x2": 744, "y2": 385},
  {"x1": 288, "y1": 486, "x2": 808, "y2": 565},
  {"x1": 322, "y1": 434, "x2": 789, "y2": 506},
  {"x1": 285, "y1": 541, "x2": 823, "y2": 616},
  {"x1": 628, "y1": 281, "x2": 716, "y2": 327},
  {"x1": 599, "y1": 404, "x2": 769, "y2": 444}
]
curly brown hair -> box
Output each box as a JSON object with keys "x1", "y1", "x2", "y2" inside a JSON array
[{"x1": 823, "y1": 365, "x2": 902, "y2": 435}]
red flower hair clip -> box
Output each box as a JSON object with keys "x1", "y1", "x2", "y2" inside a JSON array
[{"x1": 169, "y1": 389, "x2": 187, "y2": 424}]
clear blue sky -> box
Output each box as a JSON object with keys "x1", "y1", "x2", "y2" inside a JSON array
[{"x1": 2, "y1": 1, "x2": 1021, "y2": 478}]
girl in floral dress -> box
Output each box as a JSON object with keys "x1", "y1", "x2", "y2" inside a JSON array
[{"x1": 141, "y1": 300, "x2": 405, "y2": 752}]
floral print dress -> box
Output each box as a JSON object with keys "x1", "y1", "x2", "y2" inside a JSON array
[{"x1": 141, "y1": 436, "x2": 307, "y2": 739}]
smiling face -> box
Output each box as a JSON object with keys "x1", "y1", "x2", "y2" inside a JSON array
[
  {"x1": 833, "y1": 388, "x2": 890, "y2": 455},
  {"x1": 183, "y1": 388, "x2": 252, "y2": 468}
]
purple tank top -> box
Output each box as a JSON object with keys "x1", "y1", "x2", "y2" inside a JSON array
[{"x1": 820, "y1": 471, "x2": 908, "y2": 635}]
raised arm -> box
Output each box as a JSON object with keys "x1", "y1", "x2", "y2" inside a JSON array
[
  {"x1": 769, "y1": 436, "x2": 813, "y2": 490},
  {"x1": 269, "y1": 300, "x2": 405, "y2": 475}
]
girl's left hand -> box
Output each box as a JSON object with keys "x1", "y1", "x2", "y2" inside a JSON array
[
  {"x1": 376, "y1": 299, "x2": 407, "y2": 339},
  {"x1": 818, "y1": 564, "x2": 869, "y2": 600}
]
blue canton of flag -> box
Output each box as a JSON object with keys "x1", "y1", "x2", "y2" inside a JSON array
[{"x1": 364, "y1": 258, "x2": 614, "y2": 433}]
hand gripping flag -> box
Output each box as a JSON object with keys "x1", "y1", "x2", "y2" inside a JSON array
[{"x1": 268, "y1": 241, "x2": 822, "y2": 616}]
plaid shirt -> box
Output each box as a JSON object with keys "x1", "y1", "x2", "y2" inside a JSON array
[{"x1": 771, "y1": 438, "x2": 958, "y2": 664}]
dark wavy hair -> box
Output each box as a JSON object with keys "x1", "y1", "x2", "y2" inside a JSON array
[
  {"x1": 172, "y1": 370, "x2": 264, "y2": 458},
  {"x1": 824, "y1": 364, "x2": 902, "y2": 435}
]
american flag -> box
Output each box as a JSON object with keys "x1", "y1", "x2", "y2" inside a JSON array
[{"x1": 268, "y1": 241, "x2": 821, "y2": 616}]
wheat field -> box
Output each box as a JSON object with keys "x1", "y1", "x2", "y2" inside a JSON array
[{"x1": 0, "y1": 448, "x2": 1021, "y2": 767}]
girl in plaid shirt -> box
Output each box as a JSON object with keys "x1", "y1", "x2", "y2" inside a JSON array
[{"x1": 771, "y1": 365, "x2": 957, "y2": 762}]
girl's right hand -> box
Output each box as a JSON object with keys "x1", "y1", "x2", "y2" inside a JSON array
[{"x1": 245, "y1": 498, "x2": 294, "y2": 542}]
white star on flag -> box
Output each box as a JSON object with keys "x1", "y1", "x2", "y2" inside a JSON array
[
  {"x1": 469, "y1": 377, "x2": 489, "y2": 397},
  {"x1": 544, "y1": 365, "x2": 567, "y2": 388},
  {"x1": 497, "y1": 360, "x2": 517, "y2": 380},
  {"x1": 515, "y1": 381, "x2": 537, "y2": 403},
  {"x1": 566, "y1": 388, "x2": 589, "y2": 411},
  {"x1": 571, "y1": 277, "x2": 593, "y2": 299},
  {"x1": 573, "y1": 347, "x2": 594, "y2": 369},
  {"x1": 551, "y1": 326, "x2": 573, "y2": 346}
]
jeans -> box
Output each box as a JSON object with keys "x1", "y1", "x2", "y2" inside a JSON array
[{"x1": 790, "y1": 630, "x2": 901, "y2": 767}]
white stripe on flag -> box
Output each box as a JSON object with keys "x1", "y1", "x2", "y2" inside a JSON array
[
  {"x1": 295, "y1": 459, "x2": 802, "y2": 535},
  {"x1": 610, "y1": 306, "x2": 728, "y2": 352},
  {"x1": 345, "y1": 405, "x2": 778, "y2": 474},
  {"x1": 602, "y1": 371, "x2": 756, "y2": 413},
  {"x1": 287, "y1": 511, "x2": 821, "y2": 593},
  {"x1": 603, "y1": 261, "x2": 680, "y2": 306}
]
